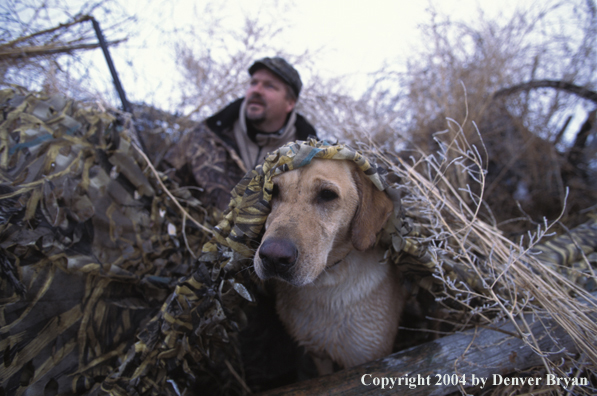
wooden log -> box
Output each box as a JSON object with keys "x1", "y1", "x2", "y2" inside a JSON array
[{"x1": 259, "y1": 299, "x2": 596, "y2": 396}]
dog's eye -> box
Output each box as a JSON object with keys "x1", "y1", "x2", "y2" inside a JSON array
[{"x1": 318, "y1": 189, "x2": 338, "y2": 202}]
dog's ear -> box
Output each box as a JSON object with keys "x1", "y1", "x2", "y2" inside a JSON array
[{"x1": 351, "y1": 170, "x2": 394, "y2": 251}]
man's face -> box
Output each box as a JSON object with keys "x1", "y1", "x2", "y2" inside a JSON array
[{"x1": 245, "y1": 68, "x2": 296, "y2": 131}]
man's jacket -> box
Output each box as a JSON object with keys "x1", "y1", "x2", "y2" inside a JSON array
[{"x1": 163, "y1": 98, "x2": 317, "y2": 210}]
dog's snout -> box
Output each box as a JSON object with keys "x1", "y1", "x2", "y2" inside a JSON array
[{"x1": 258, "y1": 238, "x2": 298, "y2": 278}]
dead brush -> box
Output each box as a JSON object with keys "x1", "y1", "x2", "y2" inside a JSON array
[{"x1": 359, "y1": 116, "x2": 597, "y2": 394}]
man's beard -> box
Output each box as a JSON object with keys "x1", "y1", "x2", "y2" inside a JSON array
[
  {"x1": 246, "y1": 111, "x2": 265, "y2": 126},
  {"x1": 246, "y1": 94, "x2": 266, "y2": 126}
]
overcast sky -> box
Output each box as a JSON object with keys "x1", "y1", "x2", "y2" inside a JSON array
[{"x1": 100, "y1": 0, "x2": 525, "y2": 111}]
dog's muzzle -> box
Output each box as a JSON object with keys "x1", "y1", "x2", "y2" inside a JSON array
[{"x1": 257, "y1": 237, "x2": 298, "y2": 281}]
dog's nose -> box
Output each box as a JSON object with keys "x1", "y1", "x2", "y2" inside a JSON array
[{"x1": 258, "y1": 238, "x2": 298, "y2": 277}]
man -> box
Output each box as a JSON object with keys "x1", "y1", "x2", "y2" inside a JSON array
[{"x1": 163, "y1": 57, "x2": 317, "y2": 211}]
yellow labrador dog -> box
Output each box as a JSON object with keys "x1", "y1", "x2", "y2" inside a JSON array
[{"x1": 253, "y1": 158, "x2": 404, "y2": 374}]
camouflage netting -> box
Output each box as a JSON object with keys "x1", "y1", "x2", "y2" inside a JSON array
[
  {"x1": 1, "y1": 88, "x2": 597, "y2": 396},
  {"x1": 0, "y1": 87, "x2": 252, "y2": 396}
]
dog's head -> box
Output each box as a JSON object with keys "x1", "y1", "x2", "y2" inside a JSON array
[{"x1": 253, "y1": 158, "x2": 393, "y2": 286}]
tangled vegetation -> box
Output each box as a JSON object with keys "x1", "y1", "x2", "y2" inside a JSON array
[{"x1": 1, "y1": 1, "x2": 596, "y2": 395}]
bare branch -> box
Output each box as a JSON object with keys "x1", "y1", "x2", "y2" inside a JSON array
[
  {"x1": 494, "y1": 80, "x2": 597, "y2": 104},
  {"x1": 0, "y1": 39, "x2": 126, "y2": 60}
]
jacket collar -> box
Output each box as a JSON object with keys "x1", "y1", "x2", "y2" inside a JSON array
[
  {"x1": 204, "y1": 97, "x2": 318, "y2": 149},
  {"x1": 205, "y1": 97, "x2": 244, "y2": 133}
]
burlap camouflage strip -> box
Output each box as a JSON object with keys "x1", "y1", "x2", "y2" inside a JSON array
[{"x1": 529, "y1": 214, "x2": 597, "y2": 291}]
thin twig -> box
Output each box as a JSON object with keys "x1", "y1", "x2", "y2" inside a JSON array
[{"x1": 132, "y1": 142, "x2": 213, "y2": 236}]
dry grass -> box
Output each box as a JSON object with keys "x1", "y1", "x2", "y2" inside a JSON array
[{"x1": 360, "y1": 115, "x2": 597, "y2": 392}]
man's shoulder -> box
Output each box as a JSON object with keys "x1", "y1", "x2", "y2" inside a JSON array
[
  {"x1": 162, "y1": 119, "x2": 223, "y2": 167},
  {"x1": 294, "y1": 113, "x2": 318, "y2": 140}
]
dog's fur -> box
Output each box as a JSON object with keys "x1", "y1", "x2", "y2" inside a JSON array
[{"x1": 254, "y1": 159, "x2": 404, "y2": 373}]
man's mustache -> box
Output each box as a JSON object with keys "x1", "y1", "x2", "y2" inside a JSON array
[{"x1": 247, "y1": 94, "x2": 266, "y2": 106}]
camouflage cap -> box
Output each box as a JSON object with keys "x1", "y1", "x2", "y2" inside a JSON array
[{"x1": 249, "y1": 57, "x2": 302, "y2": 98}]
